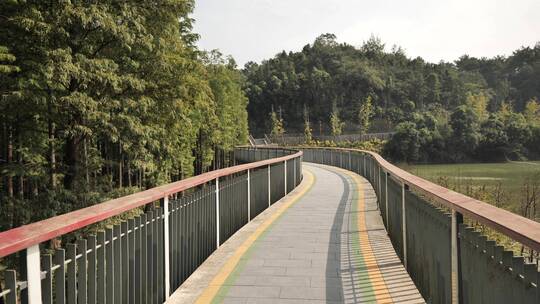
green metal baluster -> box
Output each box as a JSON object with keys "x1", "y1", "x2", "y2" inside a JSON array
[
  {"x1": 87, "y1": 236, "x2": 97, "y2": 304},
  {"x1": 41, "y1": 254, "x2": 53, "y2": 304},
  {"x1": 54, "y1": 248, "x2": 66, "y2": 304},
  {"x1": 77, "y1": 239, "x2": 88, "y2": 304},
  {"x1": 5, "y1": 270, "x2": 17, "y2": 304}
]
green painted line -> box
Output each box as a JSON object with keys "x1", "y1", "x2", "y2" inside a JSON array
[{"x1": 348, "y1": 176, "x2": 377, "y2": 301}]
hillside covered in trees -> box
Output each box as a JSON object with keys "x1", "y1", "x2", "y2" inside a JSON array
[
  {"x1": 0, "y1": 1, "x2": 248, "y2": 231},
  {"x1": 243, "y1": 33, "x2": 540, "y2": 162}
]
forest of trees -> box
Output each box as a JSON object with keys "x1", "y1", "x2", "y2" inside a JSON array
[
  {"x1": 0, "y1": 1, "x2": 248, "y2": 232},
  {"x1": 1, "y1": 1, "x2": 539, "y2": 233},
  {"x1": 243, "y1": 33, "x2": 540, "y2": 162}
]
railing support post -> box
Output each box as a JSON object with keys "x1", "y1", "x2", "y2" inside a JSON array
[
  {"x1": 162, "y1": 196, "x2": 170, "y2": 298},
  {"x1": 247, "y1": 169, "x2": 251, "y2": 222},
  {"x1": 385, "y1": 173, "x2": 389, "y2": 228},
  {"x1": 451, "y1": 210, "x2": 463, "y2": 304},
  {"x1": 363, "y1": 155, "x2": 366, "y2": 177},
  {"x1": 26, "y1": 244, "x2": 42, "y2": 304},
  {"x1": 268, "y1": 164, "x2": 271, "y2": 207},
  {"x1": 377, "y1": 166, "x2": 381, "y2": 210},
  {"x1": 284, "y1": 160, "x2": 287, "y2": 195},
  {"x1": 216, "y1": 177, "x2": 220, "y2": 248},
  {"x1": 401, "y1": 182, "x2": 407, "y2": 269},
  {"x1": 372, "y1": 159, "x2": 375, "y2": 184},
  {"x1": 293, "y1": 158, "x2": 297, "y2": 186}
]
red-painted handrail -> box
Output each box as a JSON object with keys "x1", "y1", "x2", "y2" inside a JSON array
[
  {"x1": 0, "y1": 149, "x2": 302, "y2": 258},
  {"x1": 302, "y1": 147, "x2": 540, "y2": 252}
]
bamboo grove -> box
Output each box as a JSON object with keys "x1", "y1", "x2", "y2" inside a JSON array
[{"x1": 0, "y1": 1, "x2": 248, "y2": 232}]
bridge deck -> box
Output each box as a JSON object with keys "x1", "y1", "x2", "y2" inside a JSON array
[{"x1": 169, "y1": 163, "x2": 424, "y2": 303}]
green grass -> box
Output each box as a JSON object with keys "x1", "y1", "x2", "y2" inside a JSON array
[
  {"x1": 402, "y1": 161, "x2": 540, "y2": 189},
  {"x1": 400, "y1": 161, "x2": 540, "y2": 216},
  {"x1": 401, "y1": 161, "x2": 540, "y2": 254}
]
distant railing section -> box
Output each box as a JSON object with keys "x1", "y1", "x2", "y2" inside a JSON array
[
  {"x1": 0, "y1": 147, "x2": 302, "y2": 304},
  {"x1": 248, "y1": 135, "x2": 270, "y2": 146},
  {"x1": 269, "y1": 132, "x2": 394, "y2": 145},
  {"x1": 301, "y1": 147, "x2": 540, "y2": 304}
]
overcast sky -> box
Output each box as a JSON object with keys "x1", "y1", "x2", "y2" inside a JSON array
[{"x1": 192, "y1": 0, "x2": 540, "y2": 66}]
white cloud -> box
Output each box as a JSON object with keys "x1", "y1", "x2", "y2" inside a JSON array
[{"x1": 193, "y1": 0, "x2": 540, "y2": 65}]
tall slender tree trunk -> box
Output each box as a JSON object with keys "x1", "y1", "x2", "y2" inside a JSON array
[
  {"x1": 127, "y1": 160, "x2": 132, "y2": 187},
  {"x1": 104, "y1": 144, "x2": 112, "y2": 188},
  {"x1": 63, "y1": 135, "x2": 81, "y2": 190},
  {"x1": 138, "y1": 169, "x2": 142, "y2": 188},
  {"x1": 18, "y1": 132, "x2": 23, "y2": 199},
  {"x1": 118, "y1": 142, "x2": 123, "y2": 188},
  {"x1": 48, "y1": 118, "x2": 56, "y2": 189},
  {"x1": 32, "y1": 179, "x2": 38, "y2": 197},
  {"x1": 7, "y1": 126, "x2": 13, "y2": 198},
  {"x1": 84, "y1": 138, "x2": 89, "y2": 186},
  {"x1": 141, "y1": 167, "x2": 145, "y2": 189}
]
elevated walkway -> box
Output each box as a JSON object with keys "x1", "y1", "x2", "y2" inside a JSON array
[
  {"x1": 169, "y1": 163, "x2": 424, "y2": 303},
  {"x1": 2, "y1": 146, "x2": 538, "y2": 303}
]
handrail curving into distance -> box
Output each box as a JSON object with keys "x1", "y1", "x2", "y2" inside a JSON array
[
  {"x1": 0, "y1": 149, "x2": 302, "y2": 258},
  {"x1": 300, "y1": 146, "x2": 540, "y2": 252}
]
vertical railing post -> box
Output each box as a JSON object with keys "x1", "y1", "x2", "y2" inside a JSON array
[
  {"x1": 284, "y1": 160, "x2": 287, "y2": 195},
  {"x1": 247, "y1": 169, "x2": 251, "y2": 222},
  {"x1": 26, "y1": 244, "x2": 42, "y2": 304},
  {"x1": 348, "y1": 151, "x2": 351, "y2": 170},
  {"x1": 372, "y1": 159, "x2": 375, "y2": 184},
  {"x1": 385, "y1": 173, "x2": 389, "y2": 228},
  {"x1": 401, "y1": 182, "x2": 407, "y2": 269},
  {"x1": 378, "y1": 166, "x2": 381, "y2": 209},
  {"x1": 363, "y1": 155, "x2": 366, "y2": 177},
  {"x1": 451, "y1": 210, "x2": 463, "y2": 304},
  {"x1": 162, "y1": 196, "x2": 170, "y2": 299},
  {"x1": 293, "y1": 158, "x2": 297, "y2": 186},
  {"x1": 216, "y1": 177, "x2": 220, "y2": 248},
  {"x1": 267, "y1": 164, "x2": 271, "y2": 207}
]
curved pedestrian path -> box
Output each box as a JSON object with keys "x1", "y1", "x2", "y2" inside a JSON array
[{"x1": 168, "y1": 163, "x2": 425, "y2": 304}]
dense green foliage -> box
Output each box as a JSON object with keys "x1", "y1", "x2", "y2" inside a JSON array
[
  {"x1": 300, "y1": 139, "x2": 386, "y2": 154},
  {"x1": 0, "y1": 1, "x2": 248, "y2": 231},
  {"x1": 302, "y1": 104, "x2": 313, "y2": 144},
  {"x1": 329, "y1": 100, "x2": 344, "y2": 136},
  {"x1": 243, "y1": 33, "x2": 539, "y2": 162},
  {"x1": 358, "y1": 95, "x2": 374, "y2": 135},
  {"x1": 384, "y1": 98, "x2": 540, "y2": 163},
  {"x1": 269, "y1": 106, "x2": 285, "y2": 138},
  {"x1": 243, "y1": 34, "x2": 539, "y2": 127}
]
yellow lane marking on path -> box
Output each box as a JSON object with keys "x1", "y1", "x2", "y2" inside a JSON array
[
  {"x1": 195, "y1": 169, "x2": 315, "y2": 304},
  {"x1": 341, "y1": 168, "x2": 393, "y2": 303}
]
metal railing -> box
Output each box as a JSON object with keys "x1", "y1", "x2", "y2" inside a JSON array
[
  {"x1": 301, "y1": 147, "x2": 540, "y2": 304},
  {"x1": 268, "y1": 132, "x2": 395, "y2": 145},
  {"x1": 0, "y1": 147, "x2": 302, "y2": 304}
]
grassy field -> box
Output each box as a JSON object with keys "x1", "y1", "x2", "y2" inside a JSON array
[{"x1": 400, "y1": 161, "x2": 540, "y2": 216}]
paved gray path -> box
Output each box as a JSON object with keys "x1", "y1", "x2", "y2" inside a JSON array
[{"x1": 168, "y1": 163, "x2": 424, "y2": 304}]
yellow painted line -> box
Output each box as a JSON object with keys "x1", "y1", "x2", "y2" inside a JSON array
[
  {"x1": 350, "y1": 172, "x2": 393, "y2": 304},
  {"x1": 195, "y1": 169, "x2": 315, "y2": 304}
]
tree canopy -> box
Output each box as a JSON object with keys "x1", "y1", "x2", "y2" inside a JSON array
[
  {"x1": 243, "y1": 34, "x2": 540, "y2": 139},
  {"x1": 0, "y1": 1, "x2": 248, "y2": 231}
]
